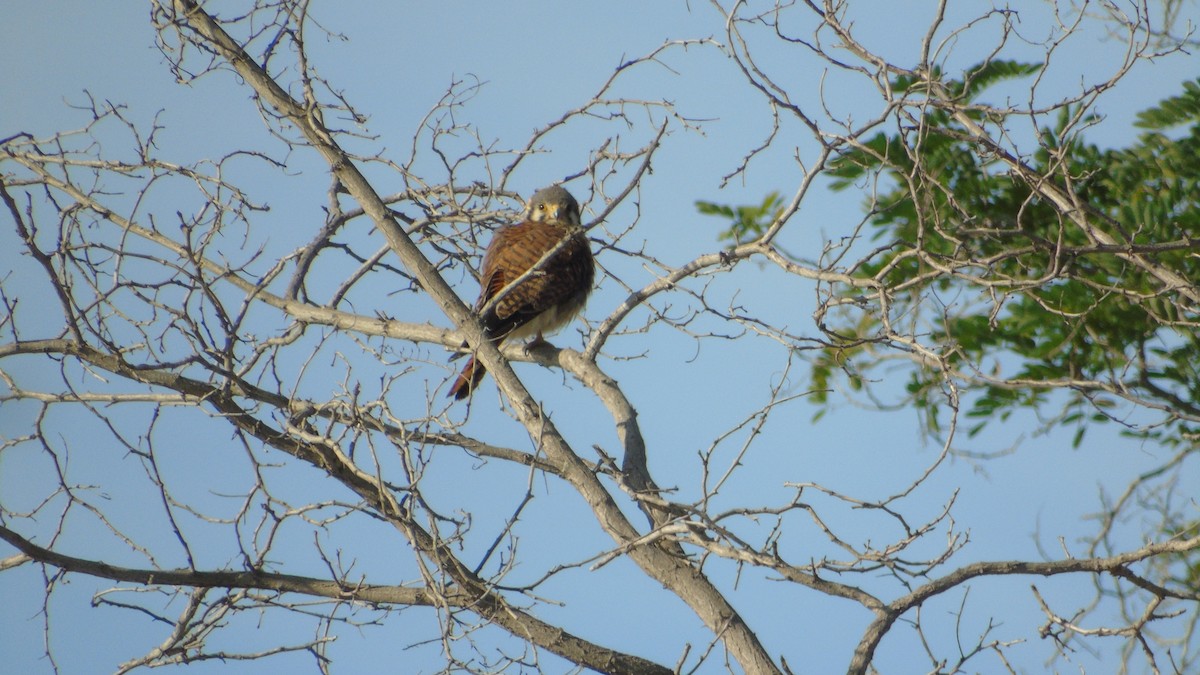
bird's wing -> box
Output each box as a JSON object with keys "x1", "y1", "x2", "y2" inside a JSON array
[{"x1": 476, "y1": 219, "x2": 591, "y2": 339}]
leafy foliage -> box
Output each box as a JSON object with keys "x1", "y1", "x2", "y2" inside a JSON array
[
  {"x1": 697, "y1": 191, "x2": 784, "y2": 246},
  {"x1": 1136, "y1": 77, "x2": 1200, "y2": 129},
  {"x1": 709, "y1": 68, "x2": 1200, "y2": 451}
]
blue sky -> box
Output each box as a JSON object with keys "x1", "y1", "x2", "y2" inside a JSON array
[{"x1": 2, "y1": 1, "x2": 1197, "y2": 673}]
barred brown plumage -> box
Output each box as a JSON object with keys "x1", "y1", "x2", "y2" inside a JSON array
[{"x1": 448, "y1": 186, "x2": 595, "y2": 400}]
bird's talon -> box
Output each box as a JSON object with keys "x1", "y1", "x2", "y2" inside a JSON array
[{"x1": 524, "y1": 334, "x2": 551, "y2": 354}]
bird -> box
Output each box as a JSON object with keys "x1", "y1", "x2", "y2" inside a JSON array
[{"x1": 448, "y1": 185, "x2": 595, "y2": 400}]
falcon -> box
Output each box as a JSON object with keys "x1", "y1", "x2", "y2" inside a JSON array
[{"x1": 448, "y1": 185, "x2": 595, "y2": 400}]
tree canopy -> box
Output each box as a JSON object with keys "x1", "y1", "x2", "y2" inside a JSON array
[{"x1": 2, "y1": 1, "x2": 1198, "y2": 674}]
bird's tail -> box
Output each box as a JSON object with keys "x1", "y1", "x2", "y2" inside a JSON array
[{"x1": 447, "y1": 355, "x2": 487, "y2": 400}]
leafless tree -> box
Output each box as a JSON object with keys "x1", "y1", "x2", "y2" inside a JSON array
[{"x1": 2, "y1": 1, "x2": 1198, "y2": 673}]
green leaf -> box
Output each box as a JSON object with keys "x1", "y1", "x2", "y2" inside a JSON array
[
  {"x1": 954, "y1": 60, "x2": 1042, "y2": 99},
  {"x1": 697, "y1": 192, "x2": 785, "y2": 246},
  {"x1": 1135, "y1": 79, "x2": 1200, "y2": 129}
]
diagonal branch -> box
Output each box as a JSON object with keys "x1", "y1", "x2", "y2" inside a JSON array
[
  {"x1": 165, "y1": 2, "x2": 783, "y2": 672},
  {"x1": 7, "y1": 336, "x2": 670, "y2": 675},
  {"x1": 0, "y1": 523, "x2": 671, "y2": 675}
]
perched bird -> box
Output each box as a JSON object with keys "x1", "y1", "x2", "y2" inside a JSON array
[{"x1": 448, "y1": 186, "x2": 595, "y2": 400}]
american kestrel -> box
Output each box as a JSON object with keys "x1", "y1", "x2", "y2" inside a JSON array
[{"x1": 448, "y1": 186, "x2": 595, "y2": 400}]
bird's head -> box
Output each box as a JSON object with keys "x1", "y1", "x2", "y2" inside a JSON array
[{"x1": 527, "y1": 186, "x2": 581, "y2": 226}]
